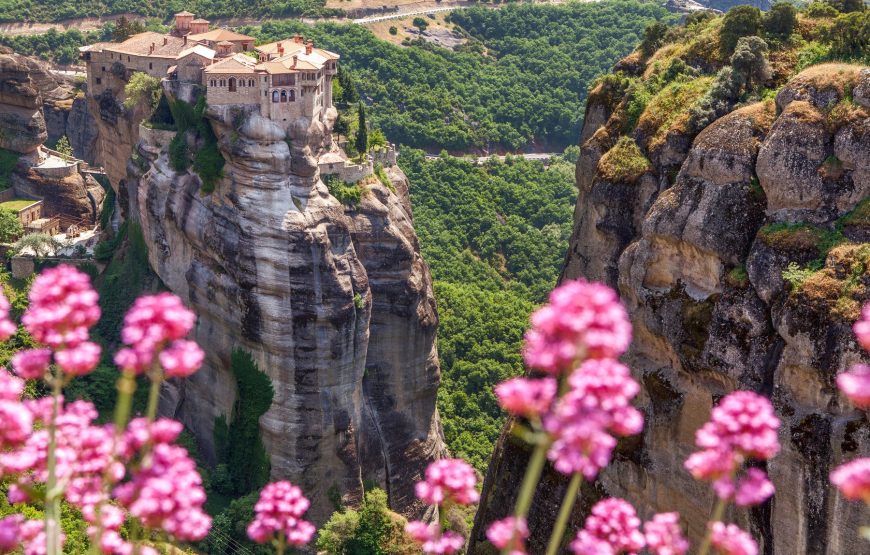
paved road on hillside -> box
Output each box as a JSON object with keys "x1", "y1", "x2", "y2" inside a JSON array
[{"x1": 425, "y1": 152, "x2": 561, "y2": 164}]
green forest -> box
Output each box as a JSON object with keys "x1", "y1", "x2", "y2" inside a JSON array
[
  {"x1": 0, "y1": 0, "x2": 335, "y2": 23},
  {"x1": 243, "y1": 1, "x2": 677, "y2": 150},
  {"x1": 398, "y1": 150, "x2": 578, "y2": 470}
]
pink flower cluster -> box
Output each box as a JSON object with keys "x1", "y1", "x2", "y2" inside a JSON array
[
  {"x1": 22, "y1": 265, "x2": 100, "y2": 348},
  {"x1": 685, "y1": 391, "x2": 779, "y2": 504},
  {"x1": 405, "y1": 522, "x2": 465, "y2": 555},
  {"x1": 570, "y1": 498, "x2": 645, "y2": 555},
  {"x1": 415, "y1": 458, "x2": 479, "y2": 506},
  {"x1": 643, "y1": 512, "x2": 688, "y2": 555},
  {"x1": 0, "y1": 290, "x2": 18, "y2": 341},
  {"x1": 830, "y1": 458, "x2": 870, "y2": 503},
  {"x1": 407, "y1": 459, "x2": 479, "y2": 554},
  {"x1": 114, "y1": 293, "x2": 203, "y2": 377},
  {"x1": 246, "y1": 481, "x2": 316, "y2": 546},
  {"x1": 546, "y1": 359, "x2": 643, "y2": 478},
  {"x1": 495, "y1": 377, "x2": 557, "y2": 418},
  {"x1": 837, "y1": 364, "x2": 870, "y2": 409},
  {"x1": 709, "y1": 522, "x2": 757, "y2": 555},
  {"x1": 114, "y1": 419, "x2": 211, "y2": 541},
  {"x1": 523, "y1": 280, "x2": 631, "y2": 374},
  {"x1": 12, "y1": 266, "x2": 103, "y2": 379},
  {"x1": 485, "y1": 517, "x2": 528, "y2": 555}
]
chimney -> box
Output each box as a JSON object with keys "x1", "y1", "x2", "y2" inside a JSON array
[
  {"x1": 150, "y1": 43, "x2": 155, "y2": 54},
  {"x1": 305, "y1": 40, "x2": 313, "y2": 55},
  {"x1": 183, "y1": 35, "x2": 188, "y2": 45},
  {"x1": 294, "y1": 35, "x2": 303, "y2": 44},
  {"x1": 277, "y1": 43, "x2": 284, "y2": 56},
  {"x1": 163, "y1": 37, "x2": 168, "y2": 45},
  {"x1": 292, "y1": 55, "x2": 297, "y2": 69}
]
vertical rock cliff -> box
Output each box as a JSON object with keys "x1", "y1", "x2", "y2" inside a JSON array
[
  {"x1": 473, "y1": 64, "x2": 870, "y2": 553},
  {"x1": 126, "y1": 87, "x2": 445, "y2": 523}
]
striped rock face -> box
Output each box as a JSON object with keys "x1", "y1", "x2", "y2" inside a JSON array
[{"x1": 129, "y1": 92, "x2": 445, "y2": 525}]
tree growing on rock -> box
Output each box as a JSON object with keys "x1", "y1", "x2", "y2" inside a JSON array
[
  {"x1": 123, "y1": 72, "x2": 161, "y2": 111},
  {"x1": 640, "y1": 21, "x2": 669, "y2": 56},
  {"x1": 764, "y1": 2, "x2": 798, "y2": 40},
  {"x1": 719, "y1": 5, "x2": 763, "y2": 55},
  {"x1": 0, "y1": 209, "x2": 23, "y2": 244},
  {"x1": 356, "y1": 102, "x2": 369, "y2": 157},
  {"x1": 54, "y1": 135, "x2": 73, "y2": 157},
  {"x1": 730, "y1": 36, "x2": 772, "y2": 91}
]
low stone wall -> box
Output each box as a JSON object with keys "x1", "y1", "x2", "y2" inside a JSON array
[
  {"x1": 138, "y1": 124, "x2": 176, "y2": 148},
  {"x1": 320, "y1": 159, "x2": 373, "y2": 184},
  {"x1": 32, "y1": 162, "x2": 79, "y2": 179},
  {"x1": 10, "y1": 256, "x2": 101, "y2": 280},
  {"x1": 0, "y1": 189, "x2": 16, "y2": 203},
  {"x1": 371, "y1": 143, "x2": 398, "y2": 166}
]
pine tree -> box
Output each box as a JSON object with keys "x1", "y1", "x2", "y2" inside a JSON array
[
  {"x1": 55, "y1": 135, "x2": 73, "y2": 157},
  {"x1": 356, "y1": 102, "x2": 368, "y2": 157}
]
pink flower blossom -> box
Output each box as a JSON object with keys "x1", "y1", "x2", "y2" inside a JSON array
[
  {"x1": 246, "y1": 481, "x2": 314, "y2": 546},
  {"x1": 54, "y1": 341, "x2": 101, "y2": 377},
  {"x1": 853, "y1": 303, "x2": 870, "y2": 352},
  {"x1": 571, "y1": 498, "x2": 645, "y2": 555},
  {"x1": 0, "y1": 514, "x2": 22, "y2": 553},
  {"x1": 545, "y1": 360, "x2": 643, "y2": 478},
  {"x1": 120, "y1": 293, "x2": 196, "y2": 352},
  {"x1": 0, "y1": 290, "x2": 18, "y2": 342},
  {"x1": 0, "y1": 369, "x2": 24, "y2": 401},
  {"x1": 685, "y1": 392, "x2": 779, "y2": 487},
  {"x1": 486, "y1": 517, "x2": 528, "y2": 554},
  {"x1": 0, "y1": 400, "x2": 32, "y2": 448},
  {"x1": 415, "y1": 459, "x2": 479, "y2": 506},
  {"x1": 114, "y1": 430, "x2": 211, "y2": 541},
  {"x1": 830, "y1": 458, "x2": 870, "y2": 502},
  {"x1": 734, "y1": 468, "x2": 774, "y2": 507},
  {"x1": 644, "y1": 512, "x2": 688, "y2": 555},
  {"x1": 405, "y1": 521, "x2": 465, "y2": 555},
  {"x1": 116, "y1": 293, "x2": 201, "y2": 378},
  {"x1": 837, "y1": 364, "x2": 870, "y2": 409},
  {"x1": 11, "y1": 349, "x2": 51, "y2": 380},
  {"x1": 22, "y1": 265, "x2": 100, "y2": 348},
  {"x1": 18, "y1": 520, "x2": 64, "y2": 555},
  {"x1": 523, "y1": 280, "x2": 631, "y2": 374},
  {"x1": 159, "y1": 340, "x2": 204, "y2": 378},
  {"x1": 495, "y1": 377, "x2": 557, "y2": 418},
  {"x1": 708, "y1": 522, "x2": 757, "y2": 555}
]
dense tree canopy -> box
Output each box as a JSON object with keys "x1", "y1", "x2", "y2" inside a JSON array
[
  {"x1": 399, "y1": 150, "x2": 577, "y2": 469},
  {"x1": 244, "y1": 0, "x2": 677, "y2": 151},
  {"x1": 0, "y1": 0, "x2": 335, "y2": 23}
]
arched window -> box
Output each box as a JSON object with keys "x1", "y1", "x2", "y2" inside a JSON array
[
  {"x1": 288, "y1": 89, "x2": 295, "y2": 102},
  {"x1": 280, "y1": 90, "x2": 287, "y2": 103},
  {"x1": 220, "y1": 79, "x2": 226, "y2": 87},
  {"x1": 228, "y1": 77, "x2": 236, "y2": 92},
  {"x1": 248, "y1": 79, "x2": 254, "y2": 87},
  {"x1": 272, "y1": 90, "x2": 279, "y2": 103},
  {"x1": 210, "y1": 79, "x2": 216, "y2": 87}
]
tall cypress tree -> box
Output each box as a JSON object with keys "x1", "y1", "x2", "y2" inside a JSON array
[{"x1": 355, "y1": 102, "x2": 368, "y2": 156}]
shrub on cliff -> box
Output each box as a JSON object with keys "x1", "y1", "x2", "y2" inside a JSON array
[
  {"x1": 317, "y1": 489, "x2": 417, "y2": 554},
  {"x1": 764, "y1": 2, "x2": 798, "y2": 40},
  {"x1": 0, "y1": 209, "x2": 22, "y2": 244},
  {"x1": 719, "y1": 5, "x2": 763, "y2": 55},
  {"x1": 597, "y1": 136, "x2": 650, "y2": 183},
  {"x1": 122, "y1": 72, "x2": 161, "y2": 111}
]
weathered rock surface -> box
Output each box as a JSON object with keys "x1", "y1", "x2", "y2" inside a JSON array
[
  {"x1": 129, "y1": 89, "x2": 445, "y2": 524},
  {"x1": 11, "y1": 168, "x2": 105, "y2": 224},
  {"x1": 472, "y1": 64, "x2": 870, "y2": 553}
]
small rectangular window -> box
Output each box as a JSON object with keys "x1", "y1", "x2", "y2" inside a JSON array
[{"x1": 95, "y1": 77, "x2": 102, "y2": 85}]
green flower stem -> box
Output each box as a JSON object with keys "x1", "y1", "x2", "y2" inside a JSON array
[
  {"x1": 276, "y1": 532, "x2": 287, "y2": 555},
  {"x1": 45, "y1": 367, "x2": 64, "y2": 555},
  {"x1": 544, "y1": 472, "x2": 583, "y2": 555},
  {"x1": 697, "y1": 496, "x2": 729, "y2": 555},
  {"x1": 145, "y1": 371, "x2": 162, "y2": 423},
  {"x1": 503, "y1": 438, "x2": 549, "y2": 555},
  {"x1": 114, "y1": 368, "x2": 138, "y2": 431}
]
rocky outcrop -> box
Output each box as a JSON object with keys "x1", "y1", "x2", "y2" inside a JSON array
[
  {"x1": 130, "y1": 91, "x2": 445, "y2": 524},
  {"x1": 11, "y1": 168, "x2": 105, "y2": 224},
  {"x1": 473, "y1": 64, "x2": 870, "y2": 553}
]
